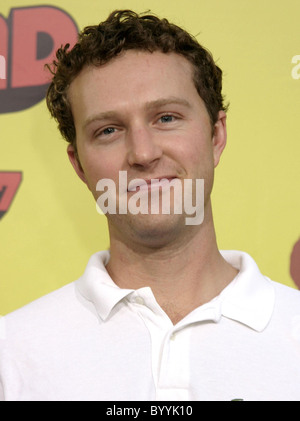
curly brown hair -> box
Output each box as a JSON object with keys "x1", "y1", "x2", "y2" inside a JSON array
[{"x1": 46, "y1": 9, "x2": 228, "y2": 151}]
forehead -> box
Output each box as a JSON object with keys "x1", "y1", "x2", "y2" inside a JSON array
[
  {"x1": 67, "y1": 50, "x2": 201, "y2": 121},
  {"x1": 69, "y1": 50, "x2": 196, "y2": 96}
]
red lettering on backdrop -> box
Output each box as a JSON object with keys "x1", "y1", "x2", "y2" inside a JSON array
[
  {"x1": 0, "y1": 172, "x2": 22, "y2": 220},
  {"x1": 0, "y1": 7, "x2": 77, "y2": 216},
  {"x1": 11, "y1": 6, "x2": 78, "y2": 88},
  {"x1": 0, "y1": 15, "x2": 8, "y2": 90},
  {"x1": 0, "y1": 6, "x2": 78, "y2": 113}
]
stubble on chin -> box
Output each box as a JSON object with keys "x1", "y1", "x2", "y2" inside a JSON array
[{"x1": 107, "y1": 211, "x2": 189, "y2": 249}]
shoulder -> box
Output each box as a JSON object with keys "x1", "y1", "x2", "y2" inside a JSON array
[
  {"x1": 4, "y1": 281, "x2": 78, "y2": 322},
  {"x1": 1, "y1": 279, "x2": 98, "y2": 346},
  {"x1": 1, "y1": 250, "x2": 111, "y2": 342},
  {"x1": 221, "y1": 249, "x2": 300, "y2": 326},
  {"x1": 2, "y1": 283, "x2": 76, "y2": 335},
  {"x1": 2, "y1": 250, "x2": 111, "y2": 328},
  {"x1": 270, "y1": 278, "x2": 300, "y2": 313}
]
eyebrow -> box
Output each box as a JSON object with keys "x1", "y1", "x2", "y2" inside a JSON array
[
  {"x1": 82, "y1": 97, "x2": 191, "y2": 130},
  {"x1": 145, "y1": 97, "x2": 191, "y2": 110}
]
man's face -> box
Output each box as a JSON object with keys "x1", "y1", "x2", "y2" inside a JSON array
[{"x1": 67, "y1": 50, "x2": 226, "y2": 246}]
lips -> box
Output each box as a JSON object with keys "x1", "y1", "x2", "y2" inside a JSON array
[{"x1": 127, "y1": 177, "x2": 178, "y2": 192}]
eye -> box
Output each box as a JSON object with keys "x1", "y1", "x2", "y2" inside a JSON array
[
  {"x1": 102, "y1": 127, "x2": 116, "y2": 136},
  {"x1": 159, "y1": 114, "x2": 176, "y2": 123},
  {"x1": 95, "y1": 126, "x2": 117, "y2": 138}
]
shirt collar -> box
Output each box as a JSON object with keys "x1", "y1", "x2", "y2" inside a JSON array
[
  {"x1": 76, "y1": 249, "x2": 275, "y2": 332},
  {"x1": 219, "y1": 250, "x2": 275, "y2": 331},
  {"x1": 76, "y1": 251, "x2": 135, "y2": 320}
]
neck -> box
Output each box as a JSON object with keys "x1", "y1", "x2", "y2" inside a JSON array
[{"x1": 105, "y1": 204, "x2": 238, "y2": 324}]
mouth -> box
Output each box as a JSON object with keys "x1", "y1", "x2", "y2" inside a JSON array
[{"x1": 127, "y1": 176, "x2": 179, "y2": 192}]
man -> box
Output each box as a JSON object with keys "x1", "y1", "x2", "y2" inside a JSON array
[{"x1": 0, "y1": 9, "x2": 299, "y2": 401}]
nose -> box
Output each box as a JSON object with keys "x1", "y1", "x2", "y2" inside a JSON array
[{"x1": 126, "y1": 123, "x2": 163, "y2": 169}]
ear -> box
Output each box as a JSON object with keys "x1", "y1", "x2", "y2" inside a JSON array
[
  {"x1": 67, "y1": 144, "x2": 87, "y2": 184},
  {"x1": 212, "y1": 110, "x2": 227, "y2": 168}
]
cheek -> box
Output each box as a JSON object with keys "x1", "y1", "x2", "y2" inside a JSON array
[
  {"x1": 79, "y1": 152, "x2": 116, "y2": 194},
  {"x1": 176, "y1": 131, "x2": 214, "y2": 172}
]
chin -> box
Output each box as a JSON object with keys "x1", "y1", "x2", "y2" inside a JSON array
[{"x1": 126, "y1": 213, "x2": 189, "y2": 248}]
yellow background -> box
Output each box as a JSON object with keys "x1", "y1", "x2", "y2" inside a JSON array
[{"x1": 1, "y1": 0, "x2": 299, "y2": 315}]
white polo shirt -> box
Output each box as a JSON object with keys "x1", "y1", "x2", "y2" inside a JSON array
[{"x1": 0, "y1": 250, "x2": 300, "y2": 401}]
